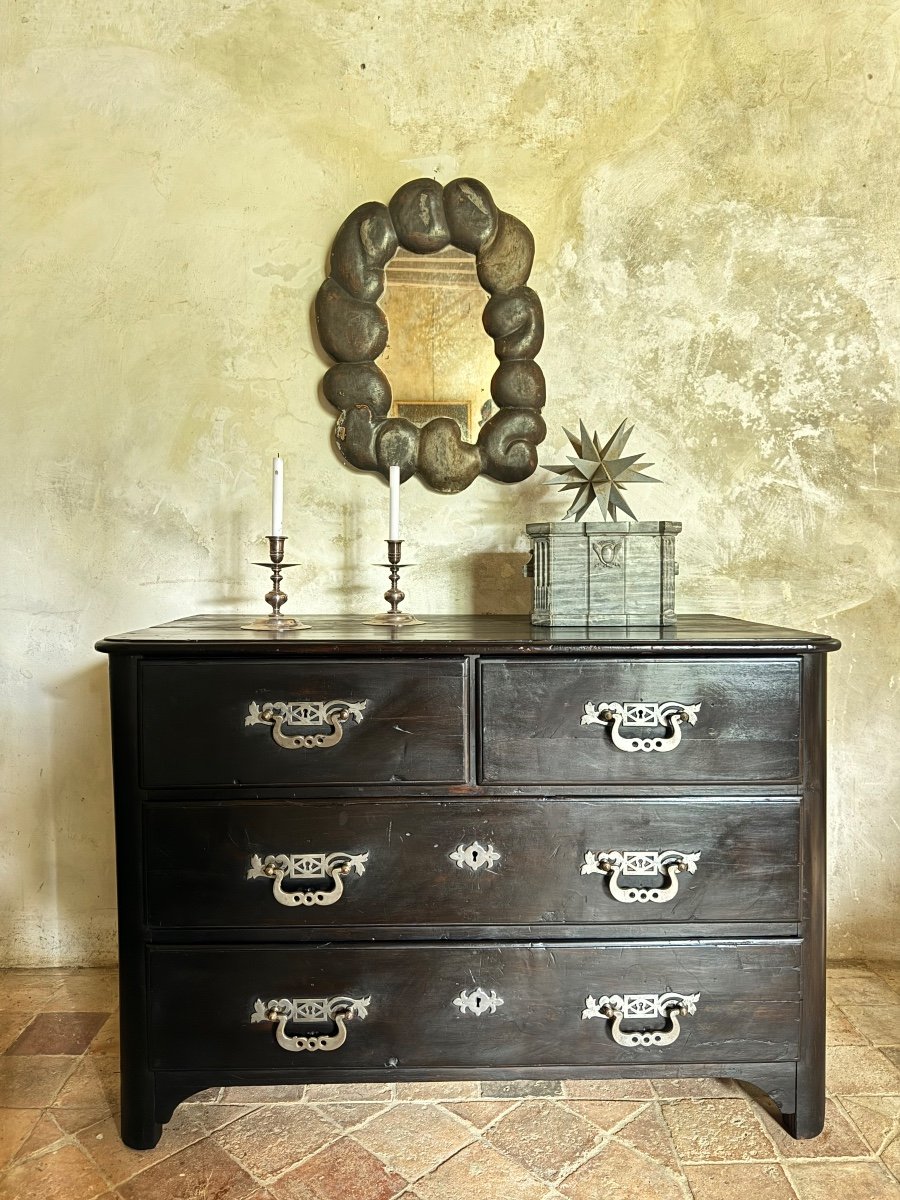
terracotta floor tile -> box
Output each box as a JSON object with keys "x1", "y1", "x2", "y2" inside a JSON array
[
  {"x1": 51, "y1": 1054, "x2": 119, "y2": 1111},
  {"x1": 826, "y1": 1046, "x2": 900, "y2": 1095},
  {"x1": 559, "y1": 1139, "x2": 684, "y2": 1200},
  {"x1": 662, "y1": 1098, "x2": 777, "y2": 1163},
  {"x1": 220, "y1": 1084, "x2": 306, "y2": 1103},
  {"x1": 7, "y1": 1011, "x2": 110, "y2": 1056},
  {"x1": 412, "y1": 1139, "x2": 546, "y2": 1200},
  {"x1": 685, "y1": 1162, "x2": 798, "y2": 1199},
  {"x1": 653, "y1": 1077, "x2": 739, "y2": 1099},
  {"x1": 563, "y1": 1099, "x2": 647, "y2": 1131},
  {"x1": 759, "y1": 1098, "x2": 870, "y2": 1159},
  {"x1": 0, "y1": 1142, "x2": 110, "y2": 1200},
  {"x1": 479, "y1": 1079, "x2": 563, "y2": 1099},
  {"x1": 871, "y1": 964, "x2": 900, "y2": 993},
  {"x1": 0, "y1": 1055, "x2": 77, "y2": 1107},
  {"x1": 615, "y1": 1104, "x2": 679, "y2": 1168},
  {"x1": 77, "y1": 1105, "x2": 252, "y2": 1187},
  {"x1": 828, "y1": 974, "x2": 900, "y2": 1007},
  {"x1": 885, "y1": 1135, "x2": 900, "y2": 1183},
  {"x1": 563, "y1": 1079, "x2": 655, "y2": 1101},
  {"x1": 309, "y1": 1100, "x2": 393, "y2": 1129},
  {"x1": 0, "y1": 1107, "x2": 41, "y2": 1167},
  {"x1": 842, "y1": 1005, "x2": 900, "y2": 1047},
  {"x1": 213, "y1": 1103, "x2": 341, "y2": 1180},
  {"x1": 0, "y1": 1012, "x2": 32, "y2": 1053},
  {"x1": 786, "y1": 1160, "x2": 900, "y2": 1198},
  {"x1": 352, "y1": 1102, "x2": 474, "y2": 1181},
  {"x1": 15, "y1": 1111, "x2": 67, "y2": 1159},
  {"x1": 118, "y1": 1136, "x2": 257, "y2": 1200},
  {"x1": 441, "y1": 1100, "x2": 517, "y2": 1128},
  {"x1": 52, "y1": 1104, "x2": 116, "y2": 1133},
  {"x1": 303, "y1": 1082, "x2": 392, "y2": 1102},
  {"x1": 485, "y1": 1098, "x2": 604, "y2": 1182},
  {"x1": 270, "y1": 1136, "x2": 406, "y2": 1200},
  {"x1": 44, "y1": 971, "x2": 118, "y2": 1013},
  {"x1": 826, "y1": 1001, "x2": 869, "y2": 1046},
  {"x1": 0, "y1": 970, "x2": 67, "y2": 1010},
  {"x1": 87, "y1": 1014, "x2": 120, "y2": 1057},
  {"x1": 839, "y1": 1094, "x2": 900, "y2": 1152},
  {"x1": 393, "y1": 1081, "x2": 479, "y2": 1100}
]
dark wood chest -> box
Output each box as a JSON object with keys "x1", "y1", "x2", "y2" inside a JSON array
[{"x1": 96, "y1": 613, "x2": 839, "y2": 1148}]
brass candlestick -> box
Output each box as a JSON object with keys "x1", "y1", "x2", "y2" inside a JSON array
[
  {"x1": 364, "y1": 539, "x2": 423, "y2": 626},
  {"x1": 241, "y1": 535, "x2": 310, "y2": 631}
]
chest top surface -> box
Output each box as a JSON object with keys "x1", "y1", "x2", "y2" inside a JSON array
[{"x1": 96, "y1": 613, "x2": 840, "y2": 657}]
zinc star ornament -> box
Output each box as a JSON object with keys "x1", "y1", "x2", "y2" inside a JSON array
[{"x1": 544, "y1": 419, "x2": 660, "y2": 521}]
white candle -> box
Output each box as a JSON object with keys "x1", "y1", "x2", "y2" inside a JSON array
[
  {"x1": 271, "y1": 454, "x2": 284, "y2": 536},
  {"x1": 389, "y1": 465, "x2": 400, "y2": 541}
]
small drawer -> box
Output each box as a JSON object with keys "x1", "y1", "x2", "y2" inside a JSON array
[
  {"x1": 148, "y1": 941, "x2": 801, "y2": 1070},
  {"x1": 145, "y1": 798, "x2": 800, "y2": 929},
  {"x1": 479, "y1": 657, "x2": 800, "y2": 786},
  {"x1": 139, "y1": 658, "x2": 469, "y2": 789}
]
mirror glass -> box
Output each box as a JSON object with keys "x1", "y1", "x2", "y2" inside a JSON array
[{"x1": 378, "y1": 247, "x2": 495, "y2": 442}]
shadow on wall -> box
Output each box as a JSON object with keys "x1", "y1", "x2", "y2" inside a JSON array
[{"x1": 45, "y1": 663, "x2": 117, "y2": 966}]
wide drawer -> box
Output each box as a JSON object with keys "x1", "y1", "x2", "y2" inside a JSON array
[
  {"x1": 148, "y1": 941, "x2": 801, "y2": 1070},
  {"x1": 139, "y1": 658, "x2": 468, "y2": 789},
  {"x1": 145, "y1": 799, "x2": 800, "y2": 929},
  {"x1": 479, "y1": 657, "x2": 800, "y2": 786}
]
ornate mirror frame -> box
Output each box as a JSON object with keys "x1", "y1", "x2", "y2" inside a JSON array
[{"x1": 315, "y1": 177, "x2": 546, "y2": 493}]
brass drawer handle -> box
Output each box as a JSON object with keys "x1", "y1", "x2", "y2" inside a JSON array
[
  {"x1": 581, "y1": 849, "x2": 700, "y2": 903},
  {"x1": 245, "y1": 699, "x2": 368, "y2": 749},
  {"x1": 582, "y1": 991, "x2": 699, "y2": 1047},
  {"x1": 247, "y1": 851, "x2": 369, "y2": 907},
  {"x1": 251, "y1": 995, "x2": 370, "y2": 1053},
  {"x1": 581, "y1": 700, "x2": 701, "y2": 752}
]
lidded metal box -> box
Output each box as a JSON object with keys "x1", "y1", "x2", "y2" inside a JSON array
[{"x1": 526, "y1": 521, "x2": 681, "y2": 627}]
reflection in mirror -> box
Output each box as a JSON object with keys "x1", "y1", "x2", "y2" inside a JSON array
[{"x1": 379, "y1": 247, "x2": 495, "y2": 442}]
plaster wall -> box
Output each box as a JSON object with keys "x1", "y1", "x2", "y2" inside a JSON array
[{"x1": 1, "y1": 1, "x2": 898, "y2": 965}]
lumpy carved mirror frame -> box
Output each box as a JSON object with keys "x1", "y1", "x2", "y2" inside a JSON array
[{"x1": 315, "y1": 177, "x2": 546, "y2": 494}]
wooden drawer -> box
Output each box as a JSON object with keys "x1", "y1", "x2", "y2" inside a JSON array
[
  {"x1": 139, "y1": 658, "x2": 468, "y2": 789},
  {"x1": 146, "y1": 799, "x2": 800, "y2": 929},
  {"x1": 148, "y1": 941, "x2": 801, "y2": 1070},
  {"x1": 479, "y1": 657, "x2": 800, "y2": 786}
]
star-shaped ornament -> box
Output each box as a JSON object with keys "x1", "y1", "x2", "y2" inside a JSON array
[{"x1": 544, "y1": 419, "x2": 660, "y2": 521}]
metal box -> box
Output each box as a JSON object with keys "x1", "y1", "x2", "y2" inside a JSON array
[{"x1": 525, "y1": 521, "x2": 681, "y2": 627}]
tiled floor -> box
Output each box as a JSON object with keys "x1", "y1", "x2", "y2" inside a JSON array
[{"x1": 1, "y1": 964, "x2": 899, "y2": 1199}]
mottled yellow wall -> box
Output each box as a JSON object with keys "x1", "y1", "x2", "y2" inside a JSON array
[{"x1": 2, "y1": 1, "x2": 898, "y2": 964}]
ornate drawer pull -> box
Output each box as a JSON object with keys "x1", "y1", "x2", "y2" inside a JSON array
[
  {"x1": 581, "y1": 849, "x2": 700, "y2": 903},
  {"x1": 245, "y1": 698, "x2": 368, "y2": 749},
  {"x1": 582, "y1": 991, "x2": 699, "y2": 1047},
  {"x1": 247, "y1": 851, "x2": 369, "y2": 907},
  {"x1": 581, "y1": 700, "x2": 701, "y2": 753},
  {"x1": 251, "y1": 995, "x2": 370, "y2": 1053}
]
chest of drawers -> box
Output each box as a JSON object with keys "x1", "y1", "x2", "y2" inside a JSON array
[{"x1": 96, "y1": 613, "x2": 839, "y2": 1149}]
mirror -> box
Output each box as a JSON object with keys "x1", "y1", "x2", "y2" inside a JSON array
[
  {"x1": 315, "y1": 177, "x2": 546, "y2": 493},
  {"x1": 380, "y1": 247, "x2": 494, "y2": 442}
]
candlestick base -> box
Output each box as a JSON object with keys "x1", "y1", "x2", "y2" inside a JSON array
[
  {"x1": 364, "y1": 611, "x2": 424, "y2": 627},
  {"x1": 362, "y1": 538, "x2": 424, "y2": 627},
  {"x1": 241, "y1": 614, "x2": 309, "y2": 631},
  {"x1": 241, "y1": 535, "x2": 310, "y2": 632}
]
